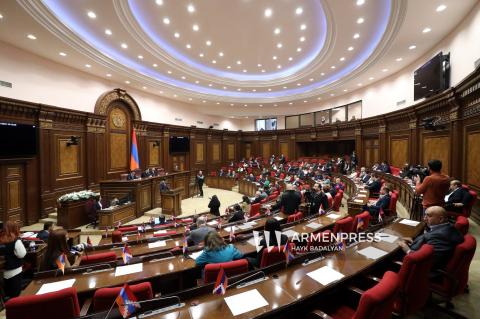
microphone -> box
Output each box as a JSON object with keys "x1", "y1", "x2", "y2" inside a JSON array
[
  {"x1": 228, "y1": 270, "x2": 267, "y2": 289},
  {"x1": 125, "y1": 295, "x2": 181, "y2": 306}
]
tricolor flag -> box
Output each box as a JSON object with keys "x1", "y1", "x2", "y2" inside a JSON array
[
  {"x1": 182, "y1": 235, "x2": 188, "y2": 255},
  {"x1": 122, "y1": 244, "x2": 133, "y2": 264},
  {"x1": 130, "y1": 128, "x2": 140, "y2": 171},
  {"x1": 244, "y1": 213, "x2": 249, "y2": 223},
  {"x1": 56, "y1": 253, "x2": 66, "y2": 274},
  {"x1": 217, "y1": 219, "x2": 223, "y2": 230},
  {"x1": 212, "y1": 268, "x2": 228, "y2": 295},
  {"x1": 337, "y1": 232, "x2": 346, "y2": 252},
  {"x1": 356, "y1": 217, "x2": 365, "y2": 232},
  {"x1": 115, "y1": 284, "x2": 140, "y2": 318},
  {"x1": 173, "y1": 216, "x2": 178, "y2": 228},
  {"x1": 229, "y1": 226, "x2": 235, "y2": 243},
  {"x1": 87, "y1": 236, "x2": 92, "y2": 246},
  {"x1": 284, "y1": 242, "x2": 295, "y2": 265},
  {"x1": 378, "y1": 207, "x2": 385, "y2": 224},
  {"x1": 319, "y1": 204, "x2": 326, "y2": 216}
]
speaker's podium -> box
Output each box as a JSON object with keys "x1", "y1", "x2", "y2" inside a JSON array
[{"x1": 161, "y1": 187, "x2": 182, "y2": 216}]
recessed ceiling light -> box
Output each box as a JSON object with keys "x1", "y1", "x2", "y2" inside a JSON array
[
  {"x1": 264, "y1": 8, "x2": 272, "y2": 17},
  {"x1": 274, "y1": 28, "x2": 281, "y2": 35},
  {"x1": 357, "y1": 83, "x2": 362, "y2": 86},
  {"x1": 369, "y1": 77, "x2": 374, "y2": 80},
  {"x1": 395, "y1": 57, "x2": 403, "y2": 62},
  {"x1": 59, "y1": 52, "x2": 67, "y2": 56},
  {"x1": 186, "y1": 44, "x2": 191, "y2": 49},
  {"x1": 288, "y1": 57, "x2": 293, "y2": 61},
  {"x1": 357, "y1": 17, "x2": 364, "y2": 24},
  {"x1": 296, "y1": 7, "x2": 303, "y2": 15},
  {"x1": 156, "y1": 0, "x2": 163, "y2": 5},
  {"x1": 174, "y1": 32, "x2": 180, "y2": 38},
  {"x1": 27, "y1": 34, "x2": 37, "y2": 40},
  {"x1": 206, "y1": 40, "x2": 212, "y2": 46},
  {"x1": 192, "y1": 24, "x2": 199, "y2": 31},
  {"x1": 283, "y1": 86, "x2": 288, "y2": 89},
  {"x1": 277, "y1": 65, "x2": 282, "y2": 69},
  {"x1": 153, "y1": 63, "x2": 158, "y2": 67},
  {"x1": 252, "y1": 89, "x2": 256, "y2": 92},
  {"x1": 167, "y1": 70, "x2": 172, "y2": 74},
  {"x1": 257, "y1": 63, "x2": 262, "y2": 67},
  {"x1": 230, "y1": 104, "x2": 234, "y2": 106},
  {"x1": 244, "y1": 104, "x2": 247, "y2": 107},
  {"x1": 105, "y1": 29, "x2": 112, "y2": 35},
  {"x1": 297, "y1": 47, "x2": 302, "y2": 52},
  {"x1": 199, "y1": 53, "x2": 204, "y2": 57},
  {"x1": 289, "y1": 102, "x2": 293, "y2": 105},
  {"x1": 422, "y1": 27, "x2": 431, "y2": 33},
  {"x1": 189, "y1": 98, "x2": 193, "y2": 101},
  {"x1": 268, "y1": 88, "x2": 272, "y2": 91},
  {"x1": 218, "y1": 52, "x2": 224, "y2": 57},
  {"x1": 243, "y1": 69, "x2": 247, "y2": 73},
  {"x1": 159, "y1": 91, "x2": 163, "y2": 94},
  {"x1": 339, "y1": 57, "x2": 345, "y2": 61},
  {"x1": 274, "y1": 104, "x2": 278, "y2": 107},
  {"x1": 202, "y1": 100, "x2": 206, "y2": 103},
  {"x1": 356, "y1": 0, "x2": 365, "y2": 6},
  {"x1": 87, "y1": 11, "x2": 96, "y2": 19},
  {"x1": 277, "y1": 43, "x2": 283, "y2": 48},
  {"x1": 216, "y1": 102, "x2": 220, "y2": 105},
  {"x1": 353, "y1": 33, "x2": 360, "y2": 39},
  {"x1": 436, "y1": 4, "x2": 447, "y2": 12},
  {"x1": 261, "y1": 69, "x2": 266, "y2": 73},
  {"x1": 125, "y1": 80, "x2": 130, "y2": 84},
  {"x1": 223, "y1": 86, "x2": 227, "y2": 89},
  {"x1": 237, "y1": 88, "x2": 242, "y2": 91},
  {"x1": 181, "y1": 76, "x2": 186, "y2": 80},
  {"x1": 121, "y1": 43, "x2": 128, "y2": 49},
  {"x1": 106, "y1": 73, "x2": 112, "y2": 77},
  {"x1": 259, "y1": 104, "x2": 263, "y2": 107},
  {"x1": 409, "y1": 45, "x2": 416, "y2": 50},
  {"x1": 137, "y1": 55, "x2": 143, "y2": 59},
  {"x1": 348, "y1": 46, "x2": 354, "y2": 51},
  {"x1": 85, "y1": 64, "x2": 91, "y2": 68},
  {"x1": 382, "y1": 68, "x2": 388, "y2": 72},
  {"x1": 173, "y1": 94, "x2": 177, "y2": 97},
  {"x1": 300, "y1": 24, "x2": 307, "y2": 30},
  {"x1": 343, "y1": 89, "x2": 348, "y2": 92},
  {"x1": 321, "y1": 72, "x2": 325, "y2": 76},
  {"x1": 300, "y1": 36, "x2": 305, "y2": 42},
  {"x1": 330, "y1": 93, "x2": 335, "y2": 96},
  {"x1": 317, "y1": 97, "x2": 322, "y2": 100},
  {"x1": 226, "y1": 65, "x2": 231, "y2": 69},
  {"x1": 331, "y1": 65, "x2": 336, "y2": 69},
  {"x1": 309, "y1": 78, "x2": 314, "y2": 82},
  {"x1": 297, "y1": 83, "x2": 301, "y2": 86},
  {"x1": 163, "y1": 17, "x2": 170, "y2": 25},
  {"x1": 208, "y1": 83, "x2": 213, "y2": 86},
  {"x1": 236, "y1": 60, "x2": 242, "y2": 65},
  {"x1": 195, "y1": 80, "x2": 200, "y2": 84},
  {"x1": 211, "y1": 60, "x2": 216, "y2": 64},
  {"x1": 272, "y1": 56, "x2": 277, "y2": 60},
  {"x1": 303, "y1": 100, "x2": 308, "y2": 103},
  {"x1": 187, "y1": 4, "x2": 195, "y2": 13},
  {"x1": 143, "y1": 86, "x2": 147, "y2": 90}
]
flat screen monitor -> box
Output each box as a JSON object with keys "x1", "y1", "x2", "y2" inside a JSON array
[
  {"x1": 0, "y1": 122, "x2": 38, "y2": 158},
  {"x1": 414, "y1": 52, "x2": 450, "y2": 101},
  {"x1": 169, "y1": 136, "x2": 190, "y2": 153}
]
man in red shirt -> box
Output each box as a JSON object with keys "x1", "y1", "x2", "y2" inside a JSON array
[{"x1": 414, "y1": 159, "x2": 450, "y2": 211}]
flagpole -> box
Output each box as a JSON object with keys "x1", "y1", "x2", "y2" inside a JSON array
[{"x1": 104, "y1": 297, "x2": 117, "y2": 319}]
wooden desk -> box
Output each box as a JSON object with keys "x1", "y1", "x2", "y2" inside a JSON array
[
  {"x1": 238, "y1": 179, "x2": 259, "y2": 197},
  {"x1": 98, "y1": 202, "x2": 136, "y2": 228},
  {"x1": 161, "y1": 188, "x2": 182, "y2": 216},
  {"x1": 57, "y1": 198, "x2": 92, "y2": 229},
  {"x1": 205, "y1": 176, "x2": 236, "y2": 191}
]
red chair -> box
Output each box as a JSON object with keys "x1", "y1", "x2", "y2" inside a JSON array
[
  {"x1": 250, "y1": 203, "x2": 261, "y2": 216},
  {"x1": 260, "y1": 198, "x2": 268, "y2": 204},
  {"x1": 454, "y1": 216, "x2": 469, "y2": 235},
  {"x1": 333, "y1": 216, "x2": 353, "y2": 235},
  {"x1": 118, "y1": 226, "x2": 137, "y2": 233},
  {"x1": 447, "y1": 190, "x2": 477, "y2": 218},
  {"x1": 310, "y1": 271, "x2": 400, "y2": 319},
  {"x1": 352, "y1": 211, "x2": 370, "y2": 232},
  {"x1": 286, "y1": 211, "x2": 303, "y2": 223},
  {"x1": 386, "y1": 193, "x2": 398, "y2": 216},
  {"x1": 5, "y1": 287, "x2": 80, "y2": 319},
  {"x1": 93, "y1": 282, "x2": 153, "y2": 312},
  {"x1": 306, "y1": 230, "x2": 332, "y2": 252},
  {"x1": 80, "y1": 251, "x2": 117, "y2": 265},
  {"x1": 430, "y1": 234, "x2": 476, "y2": 303},
  {"x1": 268, "y1": 194, "x2": 278, "y2": 201},
  {"x1": 111, "y1": 230, "x2": 122, "y2": 243},
  {"x1": 332, "y1": 193, "x2": 342, "y2": 212},
  {"x1": 279, "y1": 173, "x2": 285, "y2": 179},
  {"x1": 326, "y1": 194, "x2": 333, "y2": 208},
  {"x1": 394, "y1": 244, "x2": 434, "y2": 315},
  {"x1": 260, "y1": 244, "x2": 292, "y2": 268},
  {"x1": 391, "y1": 166, "x2": 401, "y2": 176},
  {"x1": 203, "y1": 259, "x2": 249, "y2": 284}
]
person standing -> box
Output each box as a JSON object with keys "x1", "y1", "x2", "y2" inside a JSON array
[
  {"x1": 208, "y1": 195, "x2": 221, "y2": 216},
  {"x1": 0, "y1": 221, "x2": 27, "y2": 299},
  {"x1": 196, "y1": 170, "x2": 205, "y2": 197},
  {"x1": 415, "y1": 159, "x2": 450, "y2": 211}
]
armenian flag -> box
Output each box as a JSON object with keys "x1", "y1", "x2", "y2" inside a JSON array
[
  {"x1": 182, "y1": 235, "x2": 188, "y2": 255},
  {"x1": 122, "y1": 244, "x2": 133, "y2": 264},
  {"x1": 356, "y1": 217, "x2": 365, "y2": 232},
  {"x1": 56, "y1": 253, "x2": 66, "y2": 274},
  {"x1": 319, "y1": 204, "x2": 326, "y2": 216},
  {"x1": 337, "y1": 232, "x2": 346, "y2": 252},
  {"x1": 212, "y1": 268, "x2": 228, "y2": 295},
  {"x1": 87, "y1": 236, "x2": 92, "y2": 246},
  {"x1": 130, "y1": 128, "x2": 140, "y2": 171},
  {"x1": 116, "y1": 284, "x2": 140, "y2": 318},
  {"x1": 378, "y1": 207, "x2": 385, "y2": 224},
  {"x1": 284, "y1": 242, "x2": 295, "y2": 265}
]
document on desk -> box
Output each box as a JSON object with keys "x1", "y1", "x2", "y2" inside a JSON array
[
  {"x1": 114, "y1": 263, "x2": 143, "y2": 277},
  {"x1": 224, "y1": 226, "x2": 237, "y2": 232},
  {"x1": 357, "y1": 247, "x2": 388, "y2": 260},
  {"x1": 376, "y1": 232, "x2": 399, "y2": 243},
  {"x1": 224, "y1": 289, "x2": 269, "y2": 316},
  {"x1": 357, "y1": 194, "x2": 367, "y2": 198},
  {"x1": 148, "y1": 240, "x2": 167, "y2": 248},
  {"x1": 327, "y1": 213, "x2": 341, "y2": 219},
  {"x1": 306, "y1": 222, "x2": 322, "y2": 229},
  {"x1": 189, "y1": 251, "x2": 203, "y2": 260},
  {"x1": 37, "y1": 279, "x2": 76, "y2": 295},
  {"x1": 399, "y1": 219, "x2": 420, "y2": 227},
  {"x1": 354, "y1": 199, "x2": 364, "y2": 203},
  {"x1": 154, "y1": 229, "x2": 167, "y2": 235},
  {"x1": 282, "y1": 229, "x2": 299, "y2": 238},
  {"x1": 207, "y1": 220, "x2": 218, "y2": 226},
  {"x1": 274, "y1": 216, "x2": 283, "y2": 221},
  {"x1": 307, "y1": 266, "x2": 344, "y2": 286},
  {"x1": 238, "y1": 224, "x2": 253, "y2": 230},
  {"x1": 122, "y1": 236, "x2": 129, "y2": 242}
]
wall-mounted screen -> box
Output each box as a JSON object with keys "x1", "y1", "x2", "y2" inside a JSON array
[
  {"x1": 0, "y1": 122, "x2": 37, "y2": 158},
  {"x1": 169, "y1": 136, "x2": 190, "y2": 153}
]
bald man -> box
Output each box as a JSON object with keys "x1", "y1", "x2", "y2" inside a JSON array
[{"x1": 399, "y1": 206, "x2": 464, "y2": 269}]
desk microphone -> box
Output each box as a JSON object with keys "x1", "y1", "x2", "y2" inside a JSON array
[{"x1": 228, "y1": 270, "x2": 267, "y2": 289}]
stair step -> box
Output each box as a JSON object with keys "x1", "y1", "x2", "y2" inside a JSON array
[
  {"x1": 39, "y1": 217, "x2": 57, "y2": 224},
  {"x1": 48, "y1": 212, "x2": 57, "y2": 219}
]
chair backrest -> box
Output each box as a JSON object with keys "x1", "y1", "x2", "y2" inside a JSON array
[
  {"x1": 333, "y1": 216, "x2": 353, "y2": 235},
  {"x1": 260, "y1": 245, "x2": 287, "y2": 268},
  {"x1": 388, "y1": 193, "x2": 398, "y2": 212},
  {"x1": 80, "y1": 251, "x2": 117, "y2": 266},
  {"x1": 454, "y1": 216, "x2": 469, "y2": 235},
  {"x1": 118, "y1": 226, "x2": 137, "y2": 233},
  {"x1": 111, "y1": 230, "x2": 123, "y2": 243},
  {"x1": 352, "y1": 211, "x2": 370, "y2": 232},
  {"x1": 250, "y1": 203, "x2": 261, "y2": 216},
  {"x1": 332, "y1": 193, "x2": 342, "y2": 211},
  {"x1": 326, "y1": 194, "x2": 333, "y2": 208},
  {"x1": 463, "y1": 190, "x2": 477, "y2": 217},
  {"x1": 441, "y1": 234, "x2": 477, "y2": 297},
  {"x1": 353, "y1": 271, "x2": 400, "y2": 319},
  {"x1": 391, "y1": 166, "x2": 401, "y2": 176},
  {"x1": 395, "y1": 244, "x2": 434, "y2": 315},
  {"x1": 6, "y1": 287, "x2": 80, "y2": 319},
  {"x1": 93, "y1": 282, "x2": 153, "y2": 312},
  {"x1": 203, "y1": 259, "x2": 249, "y2": 284}
]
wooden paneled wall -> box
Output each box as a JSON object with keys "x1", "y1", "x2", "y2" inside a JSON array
[{"x1": 1, "y1": 68, "x2": 480, "y2": 225}]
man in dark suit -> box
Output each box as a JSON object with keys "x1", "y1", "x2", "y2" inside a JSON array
[
  {"x1": 272, "y1": 184, "x2": 301, "y2": 215},
  {"x1": 127, "y1": 171, "x2": 138, "y2": 180},
  {"x1": 444, "y1": 180, "x2": 472, "y2": 214},
  {"x1": 363, "y1": 186, "x2": 391, "y2": 220},
  {"x1": 37, "y1": 222, "x2": 53, "y2": 242},
  {"x1": 399, "y1": 206, "x2": 464, "y2": 269},
  {"x1": 309, "y1": 183, "x2": 329, "y2": 215},
  {"x1": 159, "y1": 179, "x2": 169, "y2": 192},
  {"x1": 196, "y1": 170, "x2": 205, "y2": 197},
  {"x1": 365, "y1": 174, "x2": 381, "y2": 193}
]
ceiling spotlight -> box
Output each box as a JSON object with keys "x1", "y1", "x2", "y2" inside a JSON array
[
  {"x1": 106, "y1": 73, "x2": 112, "y2": 77},
  {"x1": 174, "y1": 32, "x2": 180, "y2": 38},
  {"x1": 216, "y1": 102, "x2": 220, "y2": 105},
  {"x1": 357, "y1": 83, "x2": 362, "y2": 86},
  {"x1": 321, "y1": 72, "x2": 325, "y2": 76},
  {"x1": 202, "y1": 100, "x2": 206, "y2": 103},
  {"x1": 309, "y1": 78, "x2": 314, "y2": 82},
  {"x1": 353, "y1": 33, "x2": 360, "y2": 39},
  {"x1": 331, "y1": 65, "x2": 336, "y2": 69},
  {"x1": 156, "y1": 0, "x2": 163, "y2": 5},
  {"x1": 268, "y1": 88, "x2": 272, "y2": 91},
  {"x1": 264, "y1": 8, "x2": 272, "y2": 18},
  {"x1": 206, "y1": 40, "x2": 212, "y2": 46},
  {"x1": 243, "y1": 69, "x2": 247, "y2": 73},
  {"x1": 348, "y1": 46, "x2": 354, "y2": 51},
  {"x1": 125, "y1": 80, "x2": 130, "y2": 84},
  {"x1": 289, "y1": 102, "x2": 293, "y2": 105},
  {"x1": 422, "y1": 27, "x2": 431, "y2": 33},
  {"x1": 300, "y1": 36, "x2": 305, "y2": 42},
  {"x1": 236, "y1": 60, "x2": 242, "y2": 65},
  {"x1": 261, "y1": 69, "x2": 266, "y2": 73},
  {"x1": 85, "y1": 64, "x2": 91, "y2": 68},
  {"x1": 436, "y1": 4, "x2": 447, "y2": 12},
  {"x1": 382, "y1": 68, "x2": 388, "y2": 72},
  {"x1": 226, "y1": 65, "x2": 231, "y2": 69},
  {"x1": 189, "y1": 98, "x2": 193, "y2": 101},
  {"x1": 300, "y1": 24, "x2": 307, "y2": 30},
  {"x1": 277, "y1": 65, "x2": 282, "y2": 69},
  {"x1": 296, "y1": 7, "x2": 303, "y2": 15},
  {"x1": 297, "y1": 47, "x2": 302, "y2": 52},
  {"x1": 199, "y1": 53, "x2": 204, "y2": 57},
  {"x1": 223, "y1": 86, "x2": 227, "y2": 89},
  {"x1": 272, "y1": 56, "x2": 277, "y2": 60},
  {"x1": 137, "y1": 55, "x2": 143, "y2": 59},
  {"x1": 297, "y1": 83, "x2": 301, "y2": 86},
  {"x1": 143, "y1": 86, "x2": 147, "y2": 90},
  {"x1": 87, "y1": 11, "x2": 96, "y2": 19},
  {"x1": 288, "y1": 57, "x2": 293, "y2": 61},
  {"x1": 121, "y1": 43, "x2": 128, "y2": 49},
  {"x1": 237, "y1": 88, "x2": 241, "y2": 91},
  {"x1": 186, "y1": 44, "x2": 191, "y2": 49},
  {"x1": 153, "y1": 63, "x2": 158, "y2": 67},
  {"x1": 395, "y1": 57, "x2": 403, "y2": 62},
  {"x1": 167, "y1": 70, "x2": 172, "y2": 74},
  {"x1": 163, "y1": 17, "x2": 170, "y2": 25},
  {"x1": 274, "y1": 28, "x2": 281, "y2": 35},
  {"x1": 330, "y1": 93, "x2": 335, "y2": 96},
  {"x1": 218, "y1": 52, "x2": 224, "y2": 57},
  {"x1": 252, "y1": 89, "x2": 256, "y2": 92},
  {"x1": 369, "y1": 77, "x2": 374, "y2": 80},
  {"x1": 195, "y1": 80, "x2": 200, "y2": 84},
  {"x1": 211, "y1": 60, "x2": 216, "y2": 64},
  {"x1": 230, "y1": 104, "x2": 234, "y2": 106},
  {"x1": 277, "y1": 43, "x2": 283, "y2": 48},
  {"x1": 59, "y1": 52, "x2": 67, "y2": 56},
  {"x1": 187, "y1": 4, "x2": 195, "y2": 13},
  {"x1": 409, "y1": 45, "x2": 416, "y2": 50},
  {"x1": 343, "y1": 89, "x2": 348, "y2": 92},
  {"x1": 339, "y1": 57, "x2": 345, "y2": 61},
  {"x1": 208, "y1": 83, "x2": 213, "y2": 86},
  {"x1": 181, "y1": 76, "x2": 186, "y2": 79},
  {"x1": 356, "y1": 0, "x2": 365, "y2": 5},
  {"x1": 27, "y1": 34, "x2": 37, "y2": 40},
  {"x1": 192, "y1": 24, "x2": 199, "y2": 31},
  {"x1": 357, "y1": 17, "x2": 364, "y2": 24},
  {"x1": 283, "y1": 86, "x2": 288, "y2": 89},
  {"x1": 0, "y1": 13, "x2": 3, "y2": 19},
  {"x1": 257, "y1": 63, "x2": 262, "y2": 67},
  {"x1": 105, "y1": 29, "x2": 112, "y2": 35}
]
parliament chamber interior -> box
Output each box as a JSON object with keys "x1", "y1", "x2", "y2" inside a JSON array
[{"x1": 1, "y1": 0, "x2": 480, "y2": 318}]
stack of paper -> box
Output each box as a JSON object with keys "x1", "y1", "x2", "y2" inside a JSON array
[
  {"x1": 224, "y1": 289, "x2": 269, "y2": 316},
  {"x1": 37, "y1": 279, "x2": 76, "y2": 295},
  {"x1": 327, "y1": 213, "x2": 341, "y2": 219},
  {"x1": 306, "y1": 222, "x2": 322, "y2": 229},
  {"x1": 399, "y1": 219, "x2": 420, "y2": 226},
  {"x1": 207, "y1": 220, "x2": 218, "y2": 226},
  {"x1": 274, "y1": 216, "x2": 283, "y2": 221},
  {"x1": 354, "y1": 199, "x2": 364, "y2": 203},
  {"x1": 376, "y1": 233, "x2": 399, "y2": 243},
  {"x1": 357, "y1": 247, "x2": 388, "y2": 259},
  {"x1": 282, "y1": 229, "x2": 299, "y2": 238},
  {"x1": 189, "y1": 251, "x2": 203, "y2": 260},
  {"x1": 224, "y1": 226, "x2": 237, "y2": 232},
  {"x1": 154, "y1": 229, "x2": 167, "y2": 235},
  {"x1": 148, "y1": 240, "x2": 166, "y2": 248},
  {"x1": 307, "y1": 266, "x2": 344, "y2": 286},
  {"x1": 114, "y1": 263, "x2": 143, "y2": 277}
]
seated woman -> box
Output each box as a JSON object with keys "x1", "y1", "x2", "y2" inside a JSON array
[
  {"x1": 240, "y1": 195, "x2": 251, "y2": 214},
  {"x1": 0, "y1": 221, "x2": 27, "y2": 299},
  {"x1": 41, "y1": 229, "x2": 80, "y2": 271},
  {"x1": 248, "y1": 218, "x2": 288, "y2": 268},
  {"x1": 208, "y1": 195, "x2": 221, "y2": 217},
  {"x1": 228, "y1": 204, "x2": 245, "y2": 223},
  {"x1": 195, "y1": 231, "x2": 243, "y2": 267}
]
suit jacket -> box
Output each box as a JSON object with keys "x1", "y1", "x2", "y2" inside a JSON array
[
  {"x1": 186, "y1": 226, "x2": 215, "y2": 246},
  {"x1": 366, "y1": 180, "x2": 381, "y2": 193},
  {"x1": 361, "y1": 174, "x2": 371, "y2": 184},
  {"x1": 273, "y1": 190, "x2": 301, "y2": 214},
  {"x1": 374, "y1": 194, "x2": 391, "y2": 209},
  {"x1": 310, "y1": 191, "x2": 329, "y2": 215},
  {"x1": 196, "y1": 175, "x2": 205, "y2": 186},
  {"x1": 410, "y1": 223, "x2": 464, "y2": 269},
  {"x1": 228, "y1": 210, "x2": 245, "y2": 223},
  {"x1": 445, "y1": 188, "x2": 472, "y2": 213}
]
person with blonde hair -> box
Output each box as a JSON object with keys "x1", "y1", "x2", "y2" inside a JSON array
[
  {"x1": 195, "y1": 231, "x2": 243, "y2": 267},
  {"x1": 0, "y1": 221, "x2": 26, "y2": 298}
]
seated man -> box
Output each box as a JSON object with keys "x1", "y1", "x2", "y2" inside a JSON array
[
  {"x1": 186, "y1": 216, "x2": 216, "y2": 246},
  {"x1": 363, "y1": 186, "x2": 391, "y2": 220},
  {"x1": 127, "y1": 171, "x2": 138, "y2": 180},
  {"x1": 37, "y1": 221, "x2": 53, "y2": 242},
  {"x1": 159, "y1": 179, "x2": 169, "y2": 192},
  {"x1": 444, "y1": 180, "x2": 472, "y2": 214},
  {"x1": 365, "y1": 174, "x2": 381, "y2": 193},
  {"x1": 398, "y1": 206, "x2": 464, "y2": 270},
  {"x1": 251, "y1": 191, "x2": 263, "y2": 204},
  {"x1": 228, "y1": 204, "x2": 245, "y2": 223}
]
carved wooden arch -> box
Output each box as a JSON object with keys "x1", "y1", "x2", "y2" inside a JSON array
[{"x1": 94, "y1": 88, "x2": 142, "y2": 121}]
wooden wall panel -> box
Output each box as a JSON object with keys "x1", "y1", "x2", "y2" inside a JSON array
[
  {"x1": 390, "y1": 138, "x2": 409, "y2": 168},
  {"x1": 149, "y1": 141, "x2": 160, "y2": 166},
  {"x1": 196, "y1": 142, "x2": 205, "y2": 163},
  {"x1": 7, "y1": 181, "x2": 20, "y2": 211},
  {"x1": 245, "y1": 143, "x2": 252, "y2": 159},
  {"x1": 227, "y1": 143, "x2": 235, "y2": 161},
  {"x1": 423, "y1": 135, "x2": 450, "y2": 175},
  {"x1": 110, "y1": 133, "x2": 127, "y2": 169},
  {"x1": 466, "y1": 132, "x2": 480, "y2": 188},
  {"x1": 1, "y1": 164, "x2": 24, "y2": 225},
  {"x1": 280, "y1": 142, "x2": 289, "y2": 158},
  {"x1": 212, "y1": 143, "x2": 220, "y2": 162},
  {"x1": 58, "y1": 140, "x2": 79, "y2": 175},
  {"x1": 262, "y1": 142, "x2": 271, "y2": 159}
]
